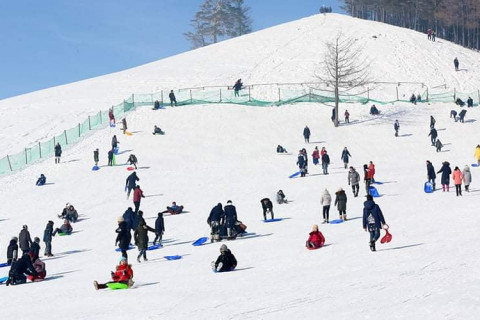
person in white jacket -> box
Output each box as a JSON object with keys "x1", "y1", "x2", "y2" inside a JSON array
[
  {"x1": 321, "y1": 189, "x2": 332, "y2": 223},
  {"x1": 463, "y1": 165, "x2": 472, "y2": 192}
]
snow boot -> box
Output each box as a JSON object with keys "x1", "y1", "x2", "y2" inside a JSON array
[
  {"x1": 369, "y1": 241, "x2": 376, "y2": 252},
  {"x1": 93, "y1": 280, "x2": 99, "y2": 290}
]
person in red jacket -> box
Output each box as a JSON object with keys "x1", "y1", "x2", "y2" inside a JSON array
[
  {"x1": 306, "y1": 225, "x2": 325, "y2": 249},
  {"x1": 133, "y1": 185, "x2": 145, "y2": 214},
  {"x1": 94, "y1": 257, "x2": 133, "y2": 290},
  {"x1": 368, "y1": 161, "x2": 376, "y2": 183},
  {"x1": 312, "y1": 147, "x2": 320, "y2": 165}
]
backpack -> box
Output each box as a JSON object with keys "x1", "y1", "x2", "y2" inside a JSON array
[{"x1": 367, "y1": 213, "x2": 376, "y2": 231}]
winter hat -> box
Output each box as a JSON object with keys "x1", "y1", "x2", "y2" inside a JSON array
[
  {"x1": 119, "y1": 256, "x2": 127, "y2": 264},
  {"x1": 117, "y1": 216, "x2": 124, "y2": 223},
  {"x1": 464, "y1": 165, "x2": 470, "y2": 171},
  {"x1": 220, "y1": 244, "x2": 228, "y2": 252},
  {"x1": 48, "y1": 220, "x2": 54, "y2": 225},
  {"x1": 227, "y1": 200, "x2": 232, "y2": 204},
  {"x1": 337, "y1": 187, "x2": 343, "y2": 192},
  {"x1": 34, "y1": 237, "x2": 40, "y2": 243},
  {"x1": 11, "y1": 236, "x2": 18, "y2": 242},
  {"x1": 22, "y1": 225, "x2": 28, "y2": 230},
  {"x1": 138, "y1": 210, "x2": 144, "y2": 216}
]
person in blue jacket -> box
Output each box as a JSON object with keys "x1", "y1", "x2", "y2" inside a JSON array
[
  {"x1": 125, "y1": 171, "x2": 139, "y2": 199},
  {"x1": 362, "y1": 195, "x2": 386, "y2": 252},
  {"x1": 152, "y1": 212, "x2": 165, "y2": 246},
  {"x1": 341, "y1": 147, "x2": 351, "y2": 169},
  {"x1": 426, "y1": 160, "x2": 436, "y2": 190},
  {"x1": 122, "y1": 207, "x2": 136, "y2": 230},
  {"x1": 437, "y1": 161, "x2": 452, "y2": 192},
  {"x1": 36, "y1": 174, "x2": 46, "y2": 186}
]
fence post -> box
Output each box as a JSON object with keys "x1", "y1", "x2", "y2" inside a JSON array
[
  {"x1": 25, "y1": 148, "x2": 27, "y2": 164},
  {"x1": 64, "y1": 130, "x2": 68, "y2": 144},
  {"x1": 100, "y1": 110, "x2": 102, "y2": 124},
  {"x1": 123, "y1": 100, "x2": 126, "y2": 113},
  {"x1": 278, "y1": 88, "x2": 281, "y2": 102},
  {"x1": 54, "y1": 136, "x2": 56, "y2": 146},
  {"x1": 248, "y1": 86, "x2": 251, "y2": 102},
  {"x1": 477, "y1": 90, "x2": 479, "y2": 104},
  {"x1": 190, "y1": 90, "x2": 192, "y2": 104},
  {"x1": 454, "y1": 88, "x2": 456, "y2": 101},
  {"x1": 161, "y1": 90, "x2": 163, "y2": 104},
  {"x1": 132, "y1": 94, "x2": 135, "y2": 109},
  {"x1": 7, "y1": 155, "x2": 12, "y2": 171},
  {"x1": 396, "y1": 87, "x2": 399, "y2": 101},
  {"x1": 426, "y1": 87, "x2": 429, "y2": 102},
  {"x1": 219, "y1": 89, "x2": 222, "y2": 102},
  {"x1": 78, "y1": 123, "x2": 81, "y2": 137},
  {"x1": 309, "y1": 88, "x2": 312, "y2": 102},
  {"x1": 367, "y1": 88, "x2": 370, "y2": 101},
  {"x1": 39, "y1": 142, "x2": 42, "y2": 158},
  {"x1": 88, "y1": 116, "x2": 91, "y2": 130}
]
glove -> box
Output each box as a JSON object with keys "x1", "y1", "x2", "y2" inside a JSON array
[{"x1": 111, "y1": 271, "x2": 114, "y2": 276}]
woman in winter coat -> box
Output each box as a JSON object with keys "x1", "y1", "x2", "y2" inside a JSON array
[
  {"x1": 437, "y1": 161, "x2": 452, "y2": 192},
  {"x1": 341, "y1": 147, "x2": 352, "y2": 169},
  {"x1": 426, "y1": 160, "x2": 436, "y2": 190},
  {"x1": 134, "y1": 211, "x2": 155, "y2": 263},
  {"x1": 115, "y1": 217, "x2": 132, "y2": 260},
  {"x1": 312, "y1": 147, "x2": 320, "y2": 165},
  {"x1": 306, "y1": 225, "x2": 325, "y2": 249},
  {"x1": 452, "y1": 166, "x2": 464, "y2": 196},
  {"x1": 320, "y1": 189, "x2": 332, "y2": 223},
  {"x1": 463, "y1": 165, "x2": 472, "y2": 192},
  {"x1": 334, "y1": 188, "x2": 348, "y2": 221}
]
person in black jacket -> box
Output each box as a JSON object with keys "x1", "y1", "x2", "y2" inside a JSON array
[
  {"x1": 112, "y1": 135, "x2": 119, "y2": 149},
  {"x1": 394, "y1": 120, "x2": 400, "y2": 137},
  {"x1": 213, "y1": 244, "x2": 237, "y2": 272},
  {"x1": 233, "y1": 79, "x2": 243, "y2": 97},
  {"x1": 224, "y1": 200, "x2": 238, "y2": 239},
  {"x1": 152, "y1": 212, "x2": 165, "y2": 246},
  {"x1": 30, "y1": 237, "x2": 41, "y2": 261},
  {"x1": 7, "y1": 237, "x2": 19, "y2": 265},
  {"x1": 454, "y1": 57, "x2": 459, "y2": 71},
  {"x1": 115, "y1": 216, "x2": 132, "y2": 260},
  {"x1": 430, "y1": 116, "x2": 436, "y2": 129},
  {"x1": 428, "y1": 127, "x2": 438, "y2": 146},
  {"x1": 19, "y1": 225, "x2": 32, "y2": 255},
  {"x1": 54, "y1": 143, "x2": 62, "y2": 164},
  {"x1": 362, "y1": 195, "x2": 386, "y2": 252},
  {"x1": 297, "y1": 150, "x2": 307, "y2": 177},
  {"x1": 36, "y1": 174, "x2": 46, "y2": 186},
  {"x1": 127, "y1": 154, "x2": 138, "y2": 169},
  {"x1": 260, "y1": 198, "x2": 274, "y2": 220},
  {"x1": 207, "y1": 203, "x2": 224, "y2": 242},
  {"x1": 426, "y1": 160, "x2": 436, "y2": 190},
  {"x1": 108, "y1": 149, "x2": 114, "y2": 166},
  {"x1": 43, "y1": 221, "x2": 54, "y2": 257},
  {"x1": 122, "y1": 207, "x2": 136, "y2": 231},
  {"x1": 303, "y1": 126, "x2": 311, "y2": 143},
  {"x1": 93, "y1": 148, "x2": 99, "y2": 166},
  {"x1": 467, "y1": 97, "x2": 474, "y2": 108},
  {"x1": 437, "y1": 161, "x2": 452, "y2": 192},
  {"x1": 6, "y1": 252, "x2": 38, "y2": 286},
  {"x1": 321, "y1": 151, "x2": 330, "y2": 175},
  {"x1": 169, "y1": 90, "x2": 177, "y2": 107},
  {"x1": 341, "y1": 147, "x2": 352, "y2": 169},
  {"x1": 125, "y1": 171, "x2": 139, "y2": 199}
]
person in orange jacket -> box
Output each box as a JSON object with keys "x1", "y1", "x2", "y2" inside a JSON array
[
  {"x1": 94, "y1": 257, "x2": 133, "y2": 290},
  {"x1": 452, "y1": 166, "x2": 464, "y2": 196},
  {"x1": 306, "y1": 225, "x2": 325, "y2": 249},
  {"x1": 368, "y1": 161, "x2": 376, "y2": 183}
]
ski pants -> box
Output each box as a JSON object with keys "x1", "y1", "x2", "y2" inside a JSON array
[
  {"x1": 137, "y1": 249, "x2": 147, "y2": 260},
  {"x1": 455, "y1": 184, "x2": 462, "y2": 196},
  {"x1": 134, "y1": 201, "x2": 140, "y2": 214},
  {"x1": 322, "y1": 205, "x2": 330, "y2": 221},
  {"x1": 322, "y1": 163, "x2": 328, "y2": 174},
  {"x1": 369, "y1": 228, "x2": 380, "y2": 243},
  {"x1": 44, "y1": 241, "x2": 52, "y2": 255},
  {"x1": 351, "y1": 184, "x2": 359, "y2": 196}
]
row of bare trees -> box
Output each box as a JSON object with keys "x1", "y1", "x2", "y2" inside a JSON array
[{"x1": 340, "y1": 0, "x2": 480, "y2": 49}]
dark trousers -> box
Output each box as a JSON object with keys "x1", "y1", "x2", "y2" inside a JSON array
[
  {"x1": 120, "y1": 249, "x2": 128, "y2": 260},
  {"x1": 153, "y1": 232, "x2": 163, "y2": 245},
  {"x1": 351, "y1": 184, "x2": 359, "y2": 197},
  {"x1": 431, "y1": 136, "x2": 436, "y2": 145},
  {"x1": 137, "y1": 249, "x2": 147, "y2": 260},
  {"x1": 134, "y1": 202, "x2": 140, "y2": 214},
  {"x1": 365, "y1": 179, "x2": 371, "y2": 195},
  {"x1": 263, "y1": 208, "x2": 274, "y2": 220},
  {"x1": 44, "y1": 241, "x2": 52, "y2": 255},
  {"x1": 455, "y1": 184, "x2": 462, "y2": 196},
  {"x1": 322, "y1": 205, "x2": 330, "y2": 221},
  {"x1": 369, "y1": 228, "x2": 380, "y2": 243},
  {"x1": 428, "y1": 178, "x2": 436, "y2": 190}
]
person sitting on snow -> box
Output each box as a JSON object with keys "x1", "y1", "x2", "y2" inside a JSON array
[
  {"x1": 276, "y1": 190, "x2": 287, "y2": 204},
  {"x1": 410, "y1": 94, "x2": 417, "y2": 104},
  {"x1": 306, "y1": 224, "x2": 325, "y2": 249},
  {"x1": 58, "y1": 203, "x2": 78, "y2": 222},
  {"x1": 6, "y1": 252, "x2": 38, "y2": 286},
  {"x1": 36, "y1": 174, "x2": 46, "y2": 186},
  {"x1": 27, "y1": 257, "x2": 47, "y2": 282},
  {"x1": 370, "y1": 105, "x2": 379, "y2": 115},
  {"x1": 277, "y1": 145, "x2": 287, "y2": 153},
  {"x1": 53, "y1": 219, "x2": 73, "y2": 236},
  {"x1": 162, "y1": 202, "x2": 184, "y2": 215},
  {"x1": 152, "y1": 125, "x2": 165, "y2": 135},
  {"x1": 456, "y1": 98, "x2": 465, "y2": 107},
  {"x1": 94, "y1": 257, "x2": 134, "y2": 290},
  {"x1": 213, "y1": 244, "x2": 237, "y2": 272}
]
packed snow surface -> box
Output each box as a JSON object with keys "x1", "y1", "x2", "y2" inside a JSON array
[{"x1": 1, "y1": 13, "x2": 480, "y2": 320}]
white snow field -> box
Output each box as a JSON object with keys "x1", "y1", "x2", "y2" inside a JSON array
[{"x1": 1, "y1": 13, "x2": 480, "y2": 320}]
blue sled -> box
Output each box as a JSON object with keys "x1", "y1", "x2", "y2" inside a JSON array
[
  {"x1": 330, "y1": 219, "x2": 344, "y2": 224},
  {"x1": 263, "y1": 218, "x2": 283, "y2": 223},
  {"x1": 113, "y1": 147, "x2": 119, "y2": 155},
  {"x1": 92, "y1": 166, "x2": 100, "y2": 171},
  {"x1": 424, "y1": 182, "x2": 433, "y2": 193},
  {"x1": 472, "y1": 163, "x2": 479, "y2": 167},
  {"x1": 192, "y1": 237, "x2": 208, "y2": 246},
  {"x1": 0, "y1": 262, "x2": 9, "y2": 268},
  {"x1": 115, "y1": 245, "x2": 134, "y2": 252},
  {"x1": 147, "y1": 244, "x2": 161, "y2": 251},
  {"x1": 0, "y1": 276, "x2": 8, "y2": 284},
  {"x1": 289, "y1": 171, "x2": 301, "y2": 178},
  {"x1": 368, "y1": 186, "x2": 380, "y2": 197},
  {"x1": 164, "y1": 255, "x2": 182, "y2": 261}
]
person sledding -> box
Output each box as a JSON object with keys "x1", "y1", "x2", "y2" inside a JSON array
[
  {"x1": 53, "y1": 219, "x2": 73, "y2": 236},
  {"x1": 212, "y1": 244, "x2": 237, "y2": 273},
  {"x1": 36, "y1": 174, "x2": 46, "y2": 186},
  {"x1": 277, "y1": 145, "x2": 287, "y2": 153},
  {"x1": 94, "y1": 257, "x2": 134, "y2": 290},
  {"x1": 276, "y1": 190, "x2": 288, "y2": 204},
  {"x1": 127, "y1": 154, "x2": 138, "y2": 169},
  {"x1": 306, "y1": 225, "x2": 325, "y2": 249},
  {"x1": 362, "y1": 195, "x2": 386, "y2": 252},
  {"x1": 261, "y1": 198, "x2": 274, "y2": 221},
  {"x1": 6, "y1": 252, "x2": 39, "y2": 286},
  {"x1": 161, "y1": 201, "x2": 184, "y2": 215},
  {"x1": 152, "y1": 125, "x2": 165, "y2": 135},
  {"x1": 27, "y1": 257, "x2": 47, "y2": 282},
  {"x1": 58, "y1": 203, "x2": 78, "y2": 223}
]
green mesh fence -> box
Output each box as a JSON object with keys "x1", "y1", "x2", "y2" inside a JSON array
[{"x1": 1, "y1": 86, "x2": 479, "y2": 177}]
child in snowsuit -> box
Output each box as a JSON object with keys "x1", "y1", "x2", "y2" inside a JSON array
[
  {"x1": 261, "y1": 198, "x2": 274, "y2": 221},
  {"x1": 152, "y1": 212, "x2": 165, "y2": 246},
  {"x1": 94, "y1": 257, "x2": 133, "y2": 290},
  {"x1": 213, "y1": 244, "x2": 237, "y2": 272},
  {"x1": 36, "y1": 174, "x2": 46, "y2": 186},
  {"x1": 437, "y1": 161, "x2": 452, "y2": 192},
  {"x1": 306, "y1": 225, "x2": 325, "y2": 249}
]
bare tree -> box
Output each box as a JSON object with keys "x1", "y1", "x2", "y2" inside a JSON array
[{"x1": 316, "y1": 33, "x2": 372, "y2": 127}]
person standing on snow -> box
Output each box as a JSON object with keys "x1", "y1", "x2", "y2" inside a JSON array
[
  {"x1": 7, "y1": 237, "x2": 19, "y2": 265},
  {"x1": 368, "y1": 161, "x2": 376, "y2": 183},
  {"x1": 312, "y1": 146, "x2": 320, "y2": 165},
  {"x1": 463, "y1": 165, "x2": 472, "y2": 192},
  {"x1": 19, "y1": 225, "x2": 32, "y2": 255},
  {"x1": 224, "y1": 200, "x2": 238, "y2": 239},
  {"x1": 452, "y1": 166, "x2": 464, "y2": 196},
  {"x1": 233, "y1": 79, "x2": 243, "y2": 97},
  {"x1": 394, "y1": 120, "x2": 400, "y2": 137},
  {"x1": 426, "y1": 160, "x2": 436, "y2": 191},
  {"x1": 454, "y1": 57, "x2": 459, "y2": 71},
  {"x1": 321, "y1": 150, "x2": 330, "y2": 175},
  {"x1": 474, "y1": 145, "x2": 480, "y2": 166},
  {"x1": 428, "y1": 127, "x2": 438, "y2": 146},
  {"x1": 297, "y1": 150, "x2": 307, "y2": 177},
  {"x1": 207, "y1": 203, "x2": 224, "y2": 243},
  {"x1": 430, "y1": 116, "x2": 436, "y2": 129},
  {"x1": 320, "y1": 189, "x2": 332, "y2": 223},
  {"x1": 54, "y1": 143, "x2": 62, "y2": 164},
  {"x1": 334, "y1": 188, "x2": 348, "y2": 221},
  {"x1": 152, "y1": 212, "x2": 165, "y2": 246},
  {"x1": 260, "y1": 198, "x2": 274, "y2": 221},
  {"x1": 348, "y1": 166, "x2": 361, "y2": 197},
  {"x1": 133, "y1": 185, "x2": 145, "y2": 214},
  {"x1": 364, "y1": 164, "x2": 372, "y2": 195},
  {"x1": 362, "y1": 195, "x2": 386, "y2": 252},
  {"x1": 93, "y1": 148, "x2": 99, "y2": 166},
  {"x1": 125, "y1": 171, "x2": 139, "y2": 199},
  {"x1": 43, "y1": 221, "x2": 54, "y2": 257},
  {"x1": 344, "y1": 110, "x2": 350, "y2": 123},
  {"x1": 134, "y1": 211, "x2": 155, "y2": 263},
  {"x1": 169, "y1": 90, "x2": 177, "y2": 107},
  {"x1": 115, "y1": 216, "x2": 132, "y2": 260},
  {"x1": 437, "y1": 161, "x2": 452, "y2": 192},
  {"x1": 303, "y1": 126, "x2": 311, "y2": 143},
  {"x1": 341, "y1": 147, "x2": 352, "y2": 169},
  {"x1": 112, "y1": 135, "x2": 119, "y2": 150},
  {"x1": 121, "y1": 118, "x2": 127, "y2": 134}
]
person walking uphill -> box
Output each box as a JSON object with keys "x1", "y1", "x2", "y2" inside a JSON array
[
  {"x1": 437, "y1": 161, "x2": 452, "y2": 192},
  {"x1": 320, "y1": 189, "x2": 332, "y2": 223},
  {"x1": 452, "y1": 166, "x2": 464, "y2": 196},
  {"x1": 362, "y1": 195, "x2": 386, "y2": 252},
  {"x1": 348, "y1": 166, "x2": 361, "y2": 197},
  {"x1": 335, "y1": 188, "x2": 348, "y2": 221},
  {"x1": 54, "y1": 143, "x2": 62, "y2": 164},
  {"x1": 152, "y1": 212, "x2": 165, "y2": 246},
  {"x1": 454, "y1": 57, "x2": 459, "y2": 71},
  {"x1": 341, "y1": 147, "x2": 351, "y2": 169},
  {"x1": 426, "y1": 160, "x2": 436, "y2": 191},
  {"x1": 19, "y1": 225, "x2": 32, "y2": 255},
  {"x1": 428, "y1": 127, "x2": 438, "y2": 146},
  {"x1": 463, "y1": 165, "x2": 472, "y2": 192},
  {"x1": 303, "y1": 126, "x2": 311, "y2": 143},
  {"x1": 125, "y1": 171, "x2": 139, "y2": 199},
  {"x1": 115, "y1": 216, "x2": 132, "y2": 260},
  {"x1": 133, "y1": 185, "x2": 145, "y2": 214},
  {"x1": 134, "y1": 211, "x2": 155, "y2": 263}
]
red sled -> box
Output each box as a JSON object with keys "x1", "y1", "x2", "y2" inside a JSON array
[
  {"x1": 380, "y1": 225, "x2": 392, "y2": 244},
  {"x1": 127, "y1": 166, "x2": 135, "y2": 171}
]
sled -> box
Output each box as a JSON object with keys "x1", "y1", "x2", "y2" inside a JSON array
[
  {"x1": 58, "y1": 232, "x2": 71, "y2": 236},
  {"x1": 380, "y1": 225, "x2": 392, "y2": 244},
  {"x1": 0, "y1": 262, "x2": 9, "y2": 268},
  {"x1": 164, "y1": 255, "x2": 182, "y2": 260},
  {"x1": 307, "y1": 246, "x2": 322, "y2": 250},
  {"x1": 113, "y1": 147, "x2": 119, "y2": 155},
  {"x1": 147, "y1": 244, "x2": 161, "y2": 251},
  {"x1": 0, "y1": 276, "x2": 8, "y2": 283},
  {"x1": 125, "y1": 131, "x2": 132, "y2": 136},
  {"x1": 112, "y1": 154, "x2": 117, "y2": 165},
  {"x1": 263, "y1": 218, "x2": 283, "y2": 223},
  {"x1": 329, "y1": 219, "x2": 344, "y2": 224},
  {"x1": 109, "y1": 123, "x2": 116, "y2": 128},
  {"x1": 106, "y1": 282, "x2": 129, "y2": 290},
  {"x1": 368, "y1": 186, "x2": 380, "y2": 197},
  {"x1": 192, "y1": 237, "x2": 208, "y2": 246},
  {"x1": 126, "y1": 166, "x2": 135, "y2": 171},
  {"x1": 92, "y1": 165, "x2": 100, "y2": 171},
  {"x1": 424, "y1": 181, "x2": 433, "y2": 193},
  {"x1": 372, "y1": 181, "x2": 383, "y2": 185},
  {"x1": 289, "y1": 171, "x2": 301, "y2": 178},
  {"x1": 115, "y1": 244, "x2": 135, "y2": 252},
  {"x1": 472, "y1": 163, "x2": 479, "y2": 167}
]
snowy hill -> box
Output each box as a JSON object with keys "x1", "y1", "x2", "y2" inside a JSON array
[{"x1": 1, "y1": 13, "x2": 480, "y2": 319}]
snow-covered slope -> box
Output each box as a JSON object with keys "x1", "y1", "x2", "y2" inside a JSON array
[
  {"x1": 1, "y1": 13, "x2": 480, "y2": 320},
  {"x1": 1, "y1": 13, "x2": 479, "y2": 155}
]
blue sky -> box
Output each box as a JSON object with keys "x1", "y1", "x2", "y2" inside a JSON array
[{"x1": 0, "y1": 0, "x2": 342, "y2": 100}]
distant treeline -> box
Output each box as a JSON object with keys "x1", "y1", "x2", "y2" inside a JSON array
[{"x1": 340, "y1": 0, "x2": 480, "y2": 50}]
